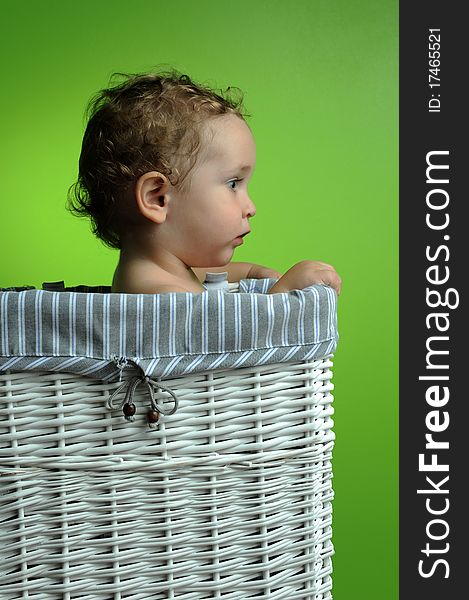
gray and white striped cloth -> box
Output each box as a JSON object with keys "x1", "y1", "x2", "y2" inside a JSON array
[{"x1": 0, "y1": 279, "x2": 338, "y2": 381}]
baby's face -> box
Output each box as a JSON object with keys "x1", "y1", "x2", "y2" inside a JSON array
[{"x1": 166, "y1": 114, "x2": 257, "y2": 268}]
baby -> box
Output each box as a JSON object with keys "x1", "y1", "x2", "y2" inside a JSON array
[{"x1": 69, "y1": 71, "x2": 341, "y2": 295}]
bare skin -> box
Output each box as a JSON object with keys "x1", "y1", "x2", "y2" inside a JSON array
[
  {"x1": 112, "y1": 255, "x2": 341, "y2": 295},
  {"x1": 111, "y1": 114, "x2": 341, "y2": 295},
  {"x1": 112, "y1": 255, "x2": 282, "y2": 294}
]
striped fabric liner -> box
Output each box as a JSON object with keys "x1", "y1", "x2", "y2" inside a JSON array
[{"x1": 0, "y1": 279, "x2": 338, "y2": 382}]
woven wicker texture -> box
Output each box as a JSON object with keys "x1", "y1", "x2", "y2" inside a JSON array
[{"x1": 1, "y1": 358, "x2": 334, "y2": 599}]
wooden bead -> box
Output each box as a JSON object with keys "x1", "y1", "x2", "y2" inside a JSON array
[
  {"x1": 147, "y1": 409, "x2": 160, "y2": 424},
  {"x1": 123, "y1": 403, "x2": 136, "y2": 418}
]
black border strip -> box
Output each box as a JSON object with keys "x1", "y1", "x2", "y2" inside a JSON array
[{"x1": 400, "y1": 3, "x2": 466, "y2": 597}]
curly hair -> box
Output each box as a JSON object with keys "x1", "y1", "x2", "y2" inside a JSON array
[{"x1": 67, "y1": 70, "x2": 247, "y2": 249}]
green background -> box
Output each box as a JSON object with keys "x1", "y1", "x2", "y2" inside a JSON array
[{"x1": 0, "y1": 0, "x2": 398, "y2": 597}]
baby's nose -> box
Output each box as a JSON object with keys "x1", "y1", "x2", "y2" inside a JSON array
[{"x1": 244, "y1": 196, "x2": 256, "y2": 218}]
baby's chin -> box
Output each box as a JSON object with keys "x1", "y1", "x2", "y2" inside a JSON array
[{"x1": 192, "y1": 249, "x2": 235, "y2": 268}]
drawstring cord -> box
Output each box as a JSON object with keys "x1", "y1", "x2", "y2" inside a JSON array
[{"x1": 106, "y1": 374, "x2": 179, "y2": 427}]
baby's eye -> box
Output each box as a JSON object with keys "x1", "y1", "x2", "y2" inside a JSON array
[{"x1": 227, "y1": 179, "x2": 241, "y2": 190}]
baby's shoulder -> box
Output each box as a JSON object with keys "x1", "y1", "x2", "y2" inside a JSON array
[{"x1": 112, "y1": 260, "x2": 204, "y2": 294}]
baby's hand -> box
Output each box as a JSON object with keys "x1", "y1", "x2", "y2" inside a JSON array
[{"x1": 268, "y1": 260, "x2": 342, "y2": 295}]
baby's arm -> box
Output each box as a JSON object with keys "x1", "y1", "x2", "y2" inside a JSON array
[
  {"x1": 193, "y1": 260, "x2": 341, "y2": 295},
  {"x1": 268, "y1": 261, "x2": 342, "y2": 295},
  {"x1": 193, "y1": 262, "x2": 281, "y2": 282}
]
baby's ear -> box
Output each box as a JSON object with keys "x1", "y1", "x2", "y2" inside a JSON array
[{"x1": 135, "y1": 171, "x2": 170, "y2": 223}]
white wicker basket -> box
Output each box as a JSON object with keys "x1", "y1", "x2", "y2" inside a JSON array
[
  {"x1": 0, "y1": 280, "x2": 338, "y2": 598},
  {"x1": 0, "y1": 356, "x2": 334, "y2": 599}
]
